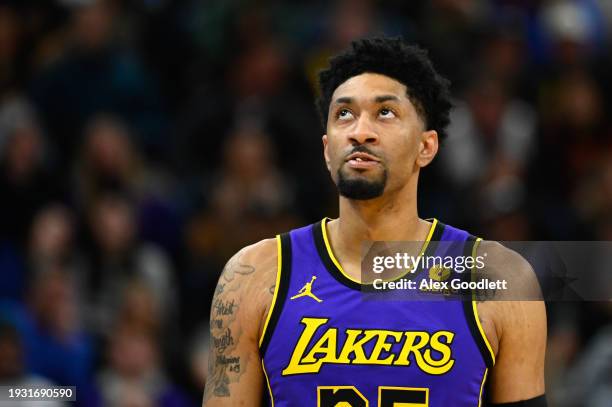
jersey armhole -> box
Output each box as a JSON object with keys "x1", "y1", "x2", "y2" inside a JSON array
[
  {"x1": 259, "y1": 233, "x2": 292, "y2": 357},
  {"x1": 462, "y1": 236, "x2": 496, "y2": 368}
]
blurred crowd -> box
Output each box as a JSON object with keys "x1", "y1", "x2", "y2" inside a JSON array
[{"x1": 0, "y1": 0, "x2": 611, "y2": 406}]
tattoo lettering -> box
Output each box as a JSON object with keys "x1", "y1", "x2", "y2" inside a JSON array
[
  {"x1": 213, "y1": 328, "x2": 235, "y2": 353},
  {"x1": 217, "y1": 355, "x2": 241, "y2": 373},
  {"x1": 203, "y1": 251, "x2": 256, "y2": 403},
  {"x1": 213, "y1": 299, "x2": 235, "y2": 316}
]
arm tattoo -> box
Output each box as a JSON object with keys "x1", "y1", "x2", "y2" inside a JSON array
[
  {"x1": 203, "y1": 251, "x2": 256, "y2": 403},
  {"x1": 222, "y1": 248, "x2": 255, "y2": 282}
]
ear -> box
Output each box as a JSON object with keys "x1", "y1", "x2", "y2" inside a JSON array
[
  {"x1": 322, "y1": 134, "x2": 331, "y2": 171},
  {"x1": 416, "y1": 130, "x2": 439, "y2": 168}
]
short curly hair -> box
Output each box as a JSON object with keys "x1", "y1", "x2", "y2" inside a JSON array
[{"x1": 316, "y1": 37, "x2": 452, "y2": 140}]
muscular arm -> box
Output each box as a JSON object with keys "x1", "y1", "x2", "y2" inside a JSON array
[
  {"x1": 476, "y1": 242, "x2": 547, "y2": 404},
  {"x1": 203, "y1": 239, "x2": 278, "y2": 406}
]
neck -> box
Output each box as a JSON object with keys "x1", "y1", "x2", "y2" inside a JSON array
[{"x1": 327, "y1": 177, "x2": 432, "y2": 264}]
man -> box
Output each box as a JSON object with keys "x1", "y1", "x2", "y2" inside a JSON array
[{"x1": 203, "y1": 37, "x2": 546, "y2": 406}]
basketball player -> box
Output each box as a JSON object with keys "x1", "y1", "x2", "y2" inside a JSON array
[{"x1": 203, "y1": 37, "x2": 546, "y2": 406}]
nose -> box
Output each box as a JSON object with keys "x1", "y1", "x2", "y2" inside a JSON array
[{"x1": 349, "y1": 115, "x2": 379, "y2": 145}]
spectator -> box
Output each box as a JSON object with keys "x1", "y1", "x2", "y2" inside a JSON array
[
  {"x1": 28, "y1": 204, "x2": 76, "y2": 276},
  {"x1": 0, "y1": 97, "x2": 60, "y2": 246},
  {"x1": 0, "y1": 320, "x2": 67, "y2": 407},
  {"x1": 75, "y1": 115, "x2": 144, "y2": 212},
  {"x1": 75, "y1": 114, "x2": 181, "y2": 256},
  {"x1": 97, "y1": 323, "x2": 193, "y2": 407},
  {"x1": 82, "y1": 191, "x2": 177, "y2": 340},
  {"x1": 26, "y1": 268, "x2": 94, "y2": 390},
  {"x1": 0, "y1": 268, "x2": 95, "y2": 402}
]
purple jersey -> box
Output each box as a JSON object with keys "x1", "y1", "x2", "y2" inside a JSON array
[{"x1": 259, "y1": 218, "x2": 495, "y2": 406}]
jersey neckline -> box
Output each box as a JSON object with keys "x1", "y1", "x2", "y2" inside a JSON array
[{"x1": 312, "y1": 217, "x2": 445, "y2": 291}]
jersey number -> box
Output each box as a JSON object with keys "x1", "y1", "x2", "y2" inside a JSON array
[{"x1": 318, "y1": 386, "x2": 429, "y2": 406}]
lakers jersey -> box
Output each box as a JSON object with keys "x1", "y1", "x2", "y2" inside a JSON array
[{"x1": 259, "y1": 218, "x2": 495, "y2": 406}]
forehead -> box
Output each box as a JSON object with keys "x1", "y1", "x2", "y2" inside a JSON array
[{"x1": 331, "y1": 72, "x2": 409, "y2": 102}]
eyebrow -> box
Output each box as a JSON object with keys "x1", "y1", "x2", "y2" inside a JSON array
[
  {"x1": 334, "y1": 95, "x2": 401, "y2": 105},
  {"x1": 334, "y1": 97, "x2": 353, "y2": 105},
  {"x1": 374, "y1": 95, "x2": 400, "y2": 103}
]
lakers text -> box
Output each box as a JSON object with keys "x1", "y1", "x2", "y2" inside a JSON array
[{"x1": 282, "y1": 317, "x2": 454, "y2": 376}]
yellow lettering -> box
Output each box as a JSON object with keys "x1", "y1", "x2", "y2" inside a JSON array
[
  {"x1": 282, "y1": 317, "x2": 328, "y2": 375},
  {"x1": 394, "y1": 331, "x2": 429, "y2": 367},
  {"x1": 422, "y1": 331, "x2": 455, "y2": 374},
  {"x1": 302, "y1": 328, "x2": 338, "y2": 363},
  {"x1": 282, "y1": 317, "x2": 456, "y2": 376},
  {"x1": 367, "y1": 331, "x2": 403, "y2": 365},
  {"x1": 337, "y1": 329, "x2": 378, "y2": 364}
]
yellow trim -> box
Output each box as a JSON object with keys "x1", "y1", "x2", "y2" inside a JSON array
[
  {"x1": 477, "y1": 368, "x2": 488, "y2": 407},
  {"x1": 320, "y1": 217, "x2": 438, "y2": 285},
  {"x1": 471, "y1": 238, "x2": 496, "y2": 365},
  {"x1": 317, "y1": 386, "x2": 368, "y2": 406},
  {"x1": 377, "y1": 386, "x2": 429, "y2": 407},
  {"x1": 258, "y1": 235, "x2": 283, "y2": 347},
  {"x1": 261, "y1": 359, "x2": 275, "y2": 406}
]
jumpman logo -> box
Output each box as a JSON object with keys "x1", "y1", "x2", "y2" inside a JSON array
[{"x1": 290, "y1": 276, "x2": 323, "y2": 303}]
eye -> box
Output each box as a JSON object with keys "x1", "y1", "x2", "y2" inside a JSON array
[
  {"x1": 337, "y1": 108, "x2": 354, "y2": 120},
  {"x1": 379, "y1": 108, "x2": 396, "y2": 119}
]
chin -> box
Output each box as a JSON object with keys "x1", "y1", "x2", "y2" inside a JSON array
[{"x1": 336, "y1": 168, "x2": 387, "y2": 200}]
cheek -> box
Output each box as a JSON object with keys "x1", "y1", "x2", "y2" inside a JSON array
[
  {"x1": 387, "y1": 133, "x2": 419, "y2": 172},
  {"x1": 325, "y1": 135, "x2": 342, "y2": 168}
]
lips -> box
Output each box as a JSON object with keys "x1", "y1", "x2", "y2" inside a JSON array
[
  {"x1": 345, "y1": 152, "x2": 380, "y2": 163},
  {"x1": 345, "y1": 152, "x2": 381, "y2": 170}
]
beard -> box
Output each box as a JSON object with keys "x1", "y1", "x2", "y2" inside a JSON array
[{"x1": 337, "y1": 167, "x2": 387, "y2": 200}]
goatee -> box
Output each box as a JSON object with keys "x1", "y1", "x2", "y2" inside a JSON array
[{"x1": 337, "y1": 169, "x2": 387, "y2": 200}]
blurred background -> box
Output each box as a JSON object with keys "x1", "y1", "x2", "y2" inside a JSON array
[{"x1": 0, "y1": 0, "x2": 610, "y2": 406}]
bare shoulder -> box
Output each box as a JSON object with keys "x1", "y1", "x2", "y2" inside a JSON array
[
  {"x1": 476, "y1": 240, "x2": 542, "y2": 300},
  {"x1": 476, "y1": 241, "x2": 547, "y2": 402},
  {"x1": 218, "y1": 238, "x2": 278, "y2": 306},
  {"x1": 220, "y1": 238, "x2": 278, "y2": 290},
  {"x1": 477, "y1": 240, "x2": 533, "y2": 274},
  {"x1": 474, "y1": 241, "x2": 545, "y2": 356},
  {"x1": 215, "y1": 238, "x2": 279, "y2": 338}
]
